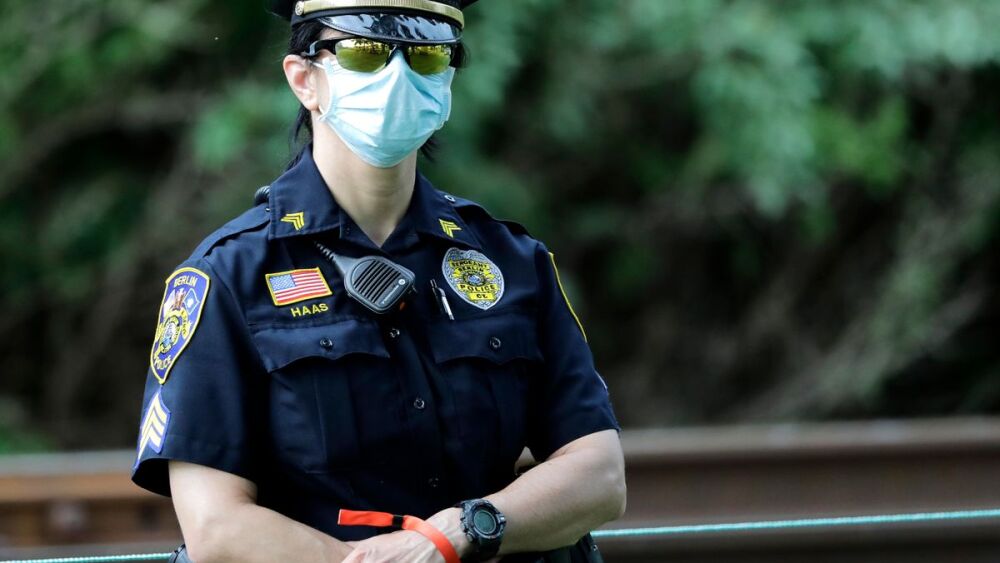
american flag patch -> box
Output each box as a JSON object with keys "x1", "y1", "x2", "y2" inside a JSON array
[{"x1": 266, "y1": 267, "x2": 332, "y2": 306}]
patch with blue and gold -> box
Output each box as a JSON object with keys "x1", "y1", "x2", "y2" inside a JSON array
[
  {"x1": 133, "y1": 387, "x2": 170, "y2": 468},
  {"x1": 149, "y1": 267, "x2": 210, "y2": 385}
]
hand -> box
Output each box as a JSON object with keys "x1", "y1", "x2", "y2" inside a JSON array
[{"x1": 342, "y1": 530, "x2": 441, "y2": 563}]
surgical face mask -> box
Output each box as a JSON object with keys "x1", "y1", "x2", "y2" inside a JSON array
[{"x1": 312, "y1": 51, "x2": 455, "y2": 168}]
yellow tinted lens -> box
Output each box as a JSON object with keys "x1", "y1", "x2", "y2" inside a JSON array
[
  {"x1": 335, "y1": 39, "x2": 392, "y2": 72},
  {"x1": 407, "y1": 44, "x2": 453, "y2": 75}
]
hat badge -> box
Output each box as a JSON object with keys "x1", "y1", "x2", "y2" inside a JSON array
[{"x1": 294, "y1": 1, "x2": 305, "y2": 16}]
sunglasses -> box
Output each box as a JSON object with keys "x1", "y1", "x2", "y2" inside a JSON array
[{"x1": 301, "y1": 37, "x2": 456, "y2": 76}]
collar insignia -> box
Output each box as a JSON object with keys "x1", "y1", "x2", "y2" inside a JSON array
[
  {"x1": 439, "y1": 219, "x2": 462, "y2": 238},
  {"x1": 281, "y1": 211, "x2": 306, "y2": 231},
  {"x1": 442, "y1": 247, "x2": 504, "y2": 310}
]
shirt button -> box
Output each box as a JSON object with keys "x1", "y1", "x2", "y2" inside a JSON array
[
  {"x1": 427, "y1": 477, "x2": 440, "y2": 488},
  {"x1": 443, "y1": 194, "x2": 457, "y2": 203},
  {"x1": 319, "y1": 337, "x2": 333, "y2": 350},
  {"x1": 489, "y1": 336, "x2": 502, "y2": 350},
  {"x1": 388, "y1": 327, "x2": 401, "y2": 339},
  {"x1": 413, "y1": 397, "x2": 426, "y2": 410}
]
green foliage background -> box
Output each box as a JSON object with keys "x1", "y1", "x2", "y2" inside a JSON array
[{"x1": 1, "y1": 0, "x2": 999, "y2": 450}]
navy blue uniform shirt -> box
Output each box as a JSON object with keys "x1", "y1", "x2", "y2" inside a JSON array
[{"x1": 130, "y1": 146, "x2": 620, "y2": 540}]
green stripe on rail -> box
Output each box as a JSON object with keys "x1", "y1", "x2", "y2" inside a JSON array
[{"x1": 590, "y1": 508, "x2": 1000, "y2": 537}]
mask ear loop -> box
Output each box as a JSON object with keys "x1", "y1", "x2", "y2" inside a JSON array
[{"x1": 311, "y1": 59, "x2": 337, "y2": 119}]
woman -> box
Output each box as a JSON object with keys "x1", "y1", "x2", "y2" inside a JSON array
[{"x1": 130, "y1": 1, "x2": 626, "y2": 561}]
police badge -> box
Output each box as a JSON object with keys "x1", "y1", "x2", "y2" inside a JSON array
[
  {"x1": 149, "y1": 267, "x2": 210, "y2": 384},
  {"x1": 442, "y1": 248, "x2": 504, "y2": 310}
]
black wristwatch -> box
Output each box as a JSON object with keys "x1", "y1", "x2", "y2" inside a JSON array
[{"x1": 454, "y1": 498, "x2": 506, "y2": 561}]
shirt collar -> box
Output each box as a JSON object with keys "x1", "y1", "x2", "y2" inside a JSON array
[
  {"x1": 409, "y1": 171, "x2": 482, "y2": 250},
  {"x1": 267, "y1": 145, "x2": 481, "y2": 251},
  {"x1": 268, "y1": 146, "x2": 342, "y2": 240}
]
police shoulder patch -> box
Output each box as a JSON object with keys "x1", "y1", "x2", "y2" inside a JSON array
[
  {"x1": 149, "y1": 267, "x2": 210, "y2": 384},
  {"x1": 442, "y1": 247, "x2": 505, "y2": 310}
]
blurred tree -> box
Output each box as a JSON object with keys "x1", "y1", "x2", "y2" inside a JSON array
[{"x1": 1, "y1": 0, "x2": 999, "y2": 448}]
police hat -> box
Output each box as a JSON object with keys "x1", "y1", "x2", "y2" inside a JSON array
[{"x1": 269, "y1": 0, "x2": 479, "y2": 44}]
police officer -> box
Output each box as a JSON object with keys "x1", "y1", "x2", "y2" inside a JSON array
[{"x1": 131, "y1": 1, "x2": 625, "y2": 561}]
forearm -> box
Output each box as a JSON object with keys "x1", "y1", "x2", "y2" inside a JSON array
[
  {"x1": 189, "y1": 502, "x2": 353, "y2": 563},
  {"x1": 342, "y1": 431, "x2": 626, "y2": 560},
  {"x1": 486, "y1": 432, "x2": 626, "y2": 554}
]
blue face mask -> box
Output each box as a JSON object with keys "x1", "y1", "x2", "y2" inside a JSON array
[{"x1": 313, "y1": 51, "x2": 455, "y2": 168}]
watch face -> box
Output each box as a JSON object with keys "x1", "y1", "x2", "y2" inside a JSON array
[{"x1": 472, "y1": 508, "x2": 499, "y2": 535}]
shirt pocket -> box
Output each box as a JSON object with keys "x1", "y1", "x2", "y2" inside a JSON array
[
  {"x1": 425, "y1": 310, "x2": 543, "y2": 482},
  {"x1": 252, "y1": 318, "x2": 389, "y2": 473}
]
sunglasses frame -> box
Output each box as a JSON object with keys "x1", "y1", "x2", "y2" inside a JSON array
[{"x1": 300, "y1": 37, "x2": 457, "y2": 75}]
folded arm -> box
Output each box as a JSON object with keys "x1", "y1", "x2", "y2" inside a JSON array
[
  {"x1": 168, "y1": 460, "x2": 354, "y2": 563},
  {"x1": 423, "y1": 428, "x2": 627, "y2": 558}
]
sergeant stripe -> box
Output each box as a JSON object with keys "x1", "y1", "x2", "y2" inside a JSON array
[{"x1": 138, "y1": 389, "x2": 170, "y2": 456}]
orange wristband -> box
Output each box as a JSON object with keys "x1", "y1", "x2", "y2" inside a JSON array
[
  {"x1": 338, "y1": 509, "x2": 461, "y2": 563},
  {"x1": 401, "y1": 515, "x2": 461, "y2": 563}
]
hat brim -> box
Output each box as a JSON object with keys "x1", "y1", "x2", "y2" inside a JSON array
[{"x1": 309, "y1": 12, "x2": 462, "y2": 44}]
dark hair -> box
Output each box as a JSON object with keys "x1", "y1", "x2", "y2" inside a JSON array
[{"x1": 285, "y1": 20, "x2": 468, "y2": 169}]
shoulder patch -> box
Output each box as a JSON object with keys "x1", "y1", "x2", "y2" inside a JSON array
[{"x1": 150, "y1": 267, "x2": 210, "y2": 384}]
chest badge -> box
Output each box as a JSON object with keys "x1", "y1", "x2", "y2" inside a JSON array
[
  {"x1": 442, "y1": 248, "x2": 505, "y2": 310},
  {"x1": 150, "y1": 267, "x2": 210, "y2": 385}
]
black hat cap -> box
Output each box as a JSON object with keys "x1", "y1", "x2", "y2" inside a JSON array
[{"x1": 269, "y1": 0, "x2": 480, "y2": 44}]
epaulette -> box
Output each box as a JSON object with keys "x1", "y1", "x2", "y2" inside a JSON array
[
  {"x1": 440, "y1": 190, "x2": 533, "y2": 238},
  {"x1": 190, "y1": 199, "x2": 270, "y2": 258}
]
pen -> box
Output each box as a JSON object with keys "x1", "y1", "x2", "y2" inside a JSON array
[{"x1": 429, "y1": 279, "x2": 455, "y2": 321}]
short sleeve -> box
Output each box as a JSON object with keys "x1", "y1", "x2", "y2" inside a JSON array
[
  {"x1": 130, "y1": 258, "x2": 265, "y2": 497},
  {"x1": 525, "y1": 242, "x2": 621, "y2": 462}
]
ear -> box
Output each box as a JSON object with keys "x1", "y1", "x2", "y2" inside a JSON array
[{"x1": 283, "y1": 55, "x2": 322, "y2": 112}]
